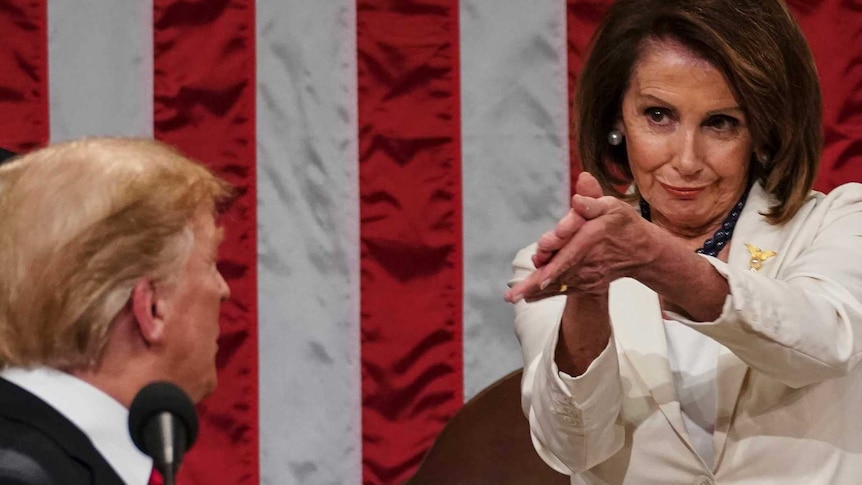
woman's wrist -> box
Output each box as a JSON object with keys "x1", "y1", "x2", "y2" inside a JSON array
[
  {"x1": 633, "y1": 231, "x2": 729, "y2": 321},
  {"x1": 555, "y1": 293, "x2": 611, "y2": 376}
]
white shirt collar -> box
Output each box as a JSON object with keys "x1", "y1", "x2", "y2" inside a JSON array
[{"x1": 0, "y1": 366, "x2": 153, "y2": 485}]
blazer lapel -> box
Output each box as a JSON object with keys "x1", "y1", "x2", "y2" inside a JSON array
[
  {"x1": 611, "y1": 184, "x2": 813, "y2": 466},
  {"x1": 609, "y1": 277, "x2": 695, "y2": 450},
  {"x1": 711, "y1": 183, "x2": 811, "y2": 468}
]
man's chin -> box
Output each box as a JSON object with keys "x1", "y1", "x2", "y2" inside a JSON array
[{"x1": 183, "y1": 375, "x2": 217, "y2": 404}]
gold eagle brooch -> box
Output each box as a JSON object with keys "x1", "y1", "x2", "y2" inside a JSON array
[{"x1": 744, "y1": 243, "x2": 777, "y2": 272}]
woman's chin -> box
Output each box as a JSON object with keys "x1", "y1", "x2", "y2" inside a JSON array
[{"x1": 656, "y1": 209, "x2": 720, "y2": 235}]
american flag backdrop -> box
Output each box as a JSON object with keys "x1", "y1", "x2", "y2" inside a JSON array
[{"x1": 0, "y1": 1, "x2": 859, "y2": 484}]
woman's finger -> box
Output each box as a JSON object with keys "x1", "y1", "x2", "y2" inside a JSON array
[
  {"x1": 574, "y1": 171, "x2": 604, "y2": 199},
  {"x1": 536, "y1": 222, "x2": 602, "y2": 287},
  {"x1": 536, "y1": 210, "x2": 585, "y2": 250},
  {"x1": 505, "y1": 266, "x2": 547, "y2": 302},
  {"x1": 571, "y1": 194, "x2": 614, "y2": 221}
]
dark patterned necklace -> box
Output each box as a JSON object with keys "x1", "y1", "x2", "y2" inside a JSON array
[{"x1": 639, "y1": 185, "x2": 750, "y2": 257}]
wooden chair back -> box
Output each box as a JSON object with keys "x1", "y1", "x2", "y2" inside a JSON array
[{"x1": 406, "y1": 368, "x2": 569, "y2": 485}]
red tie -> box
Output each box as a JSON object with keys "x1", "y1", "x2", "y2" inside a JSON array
[{"x1": 148, "y1": 468, "x2": 164, "y2": 485}]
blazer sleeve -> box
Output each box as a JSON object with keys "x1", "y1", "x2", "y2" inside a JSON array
[
  {"x1": 510, "y1": 244, "x2": 624, "y2": 474},
  {"x1": 675, "y1": 183, "x2": 862, "y2": 388}
]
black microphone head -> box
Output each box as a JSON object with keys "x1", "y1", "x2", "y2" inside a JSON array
[{"x1": 128, "y1": 381, "x2": 199, "y2": 457}]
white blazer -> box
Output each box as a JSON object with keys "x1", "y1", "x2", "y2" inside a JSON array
[{"x1": 512, "y1": 182, "x2": 862, "y2": 485}]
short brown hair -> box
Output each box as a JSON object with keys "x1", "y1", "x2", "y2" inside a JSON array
[
  {"x1": 0, "y1": 137, "x2": 231, "y2": 369},
  {"x1": 576, "y1": 0, "x2": 821, "y2": 223}
]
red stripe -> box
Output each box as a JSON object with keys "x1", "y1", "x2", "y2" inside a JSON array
[
  {"x1": 357, "y1": 1, "x2": 463, "y2": 483},
  {"x1": 152, "y1": 2, "x2": 258, "y2": 484},
  {"x1": 566, "y1": 0, "x2": 612, "y2": 193},
  {"x1": 0, "y1": 0, "x2": 48, "y2": 152},
  {"x1": 788, "y1": 2, "x2": 862, "y2": 190}
]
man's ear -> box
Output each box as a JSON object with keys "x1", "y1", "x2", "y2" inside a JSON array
[{"x1": 131, "y1": 278, "x2": 166, "y2": 345}]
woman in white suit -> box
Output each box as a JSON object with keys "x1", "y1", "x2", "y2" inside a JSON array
[{"x1": 505, "y1": 0, "x2": 862, "y2": 483}]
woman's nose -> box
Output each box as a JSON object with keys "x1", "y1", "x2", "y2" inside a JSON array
[{"x1": 671, "y1": 128, "x2": 703, "y2": 176}]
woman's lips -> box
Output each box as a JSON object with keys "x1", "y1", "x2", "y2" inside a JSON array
[{"x1": 660, "y1": 183, "x2": 705, "y2": 199}]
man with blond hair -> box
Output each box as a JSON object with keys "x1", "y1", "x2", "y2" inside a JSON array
[{"x1": 0, "y1": 138, "x2": 231, "y2": 485}]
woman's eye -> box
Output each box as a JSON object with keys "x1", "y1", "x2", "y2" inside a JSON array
[
  {"x1": 707, "y1": 115, "x2": 739, "y2": 131},
  {"x1": 645, "y1": 108, "x2": 670, "y2": 125}
]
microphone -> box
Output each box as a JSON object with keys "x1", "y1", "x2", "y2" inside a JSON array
[{"x1": 128, "y1": 382, "x2": 199, "y2": 485}]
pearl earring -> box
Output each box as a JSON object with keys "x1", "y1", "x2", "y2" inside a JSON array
[{"x1": 608, "y1": 129, "x2": 624, "y2": 146}]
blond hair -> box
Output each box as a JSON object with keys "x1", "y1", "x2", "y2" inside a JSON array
[{"x1": 0, "y1": 137, "x2": 231, "y2": 369}]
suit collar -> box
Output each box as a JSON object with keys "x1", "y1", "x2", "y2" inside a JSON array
[
  {"x1": 0, "y1": 377, "x2": 126, "y2": 484},
  {"x1": 1, "y1": 367, "x2": 152, "y2": 485},
  {"x1": 0, "y1": 147, "x2": 15, "y2": 164}
]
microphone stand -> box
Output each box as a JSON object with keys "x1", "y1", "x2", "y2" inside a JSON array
[{"x1": 157, "y1": 413, "x2": 179, "y2": 485}]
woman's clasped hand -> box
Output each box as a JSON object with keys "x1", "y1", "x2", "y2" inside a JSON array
[{"x1": 506, "y1": 171, "x2": 654, "y2": 301}]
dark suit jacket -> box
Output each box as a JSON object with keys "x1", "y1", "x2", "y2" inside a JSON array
[
  {"x1": 0, "y1": 148, "x2": 15, "y2": 164},
  {"x1": 0, "y1": 378, "x2": 125, "y2": 485}
]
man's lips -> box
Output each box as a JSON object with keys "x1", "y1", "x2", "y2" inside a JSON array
[{"x1": 660, "y1": 183, "x2": 706, "y2": 198}]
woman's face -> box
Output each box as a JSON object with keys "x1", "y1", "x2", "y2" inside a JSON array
[{"x1": 619, "y1": 39, "x2": 752, "y2": 237}]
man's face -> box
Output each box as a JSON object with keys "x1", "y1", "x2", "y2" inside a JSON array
[{"x1": 160, "y1": 211, "x2": 229, "y2": 402}]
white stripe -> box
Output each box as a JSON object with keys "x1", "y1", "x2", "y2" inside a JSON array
[
  {"x1": 47, "y1": 0, "x2": 153, "y2": 141},
  {"x1": 461, "y1": 0, "x2": 571, "y2": 399},
  {"x1": 256, "y1": 1, "x2": 361, "y2": 484}
]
